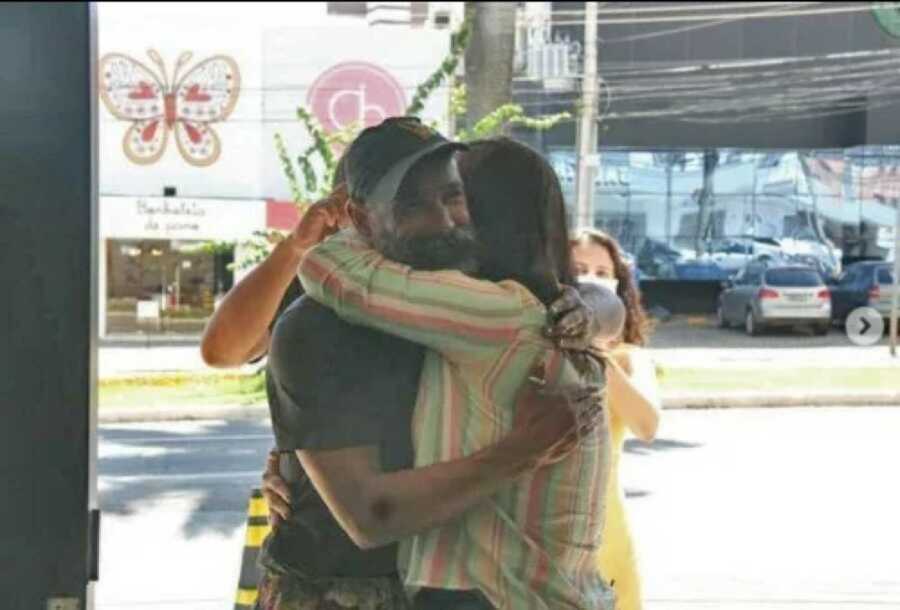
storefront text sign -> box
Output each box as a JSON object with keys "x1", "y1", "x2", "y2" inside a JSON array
[{"x1": 100, "y1": 196, "x2": 266, "y2": 241}]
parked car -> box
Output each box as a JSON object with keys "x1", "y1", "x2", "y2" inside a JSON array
[
  {"x1": 705, "y1": 236, "x2": 788, "y2": 276},
  {"x1": 829, "y1": 261, "x2": 895, "y2": 325},
  {"x1": 674, "y1": 260, "x2": 731, "y2": 281},
  {"x1": 621, "y1": 249, "x2": 643, "y2": 284},
  {"x1": 779, "y1": 236, "x2": 842, "y2": 279},
  {"x1": 638, "y1": 239, "x2": 682, "y2": 279},
  {"x1": 717, "y1": 264, "x2": 832, "y2": 336}
]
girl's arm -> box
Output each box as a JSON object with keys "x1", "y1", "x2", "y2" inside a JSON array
[{"x1": 605, "y1": 346, "x2": 661, "y2": 442}]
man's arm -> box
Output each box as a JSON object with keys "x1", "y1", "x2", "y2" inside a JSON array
[
  {"x1": 200, "y1": 187, "x2": 347, "y2": 367},
  {"x1": 296, "y1": 379, "x2": 592, "y2": 550}
]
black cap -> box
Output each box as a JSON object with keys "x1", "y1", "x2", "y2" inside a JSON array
[{"x1": 344, "y1": 117, "x2": 467, "y2": 205}]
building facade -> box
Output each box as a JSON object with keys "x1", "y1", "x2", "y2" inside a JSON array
[{"x1": 98, "y1": 2, "x2": 458, "y2": 337}]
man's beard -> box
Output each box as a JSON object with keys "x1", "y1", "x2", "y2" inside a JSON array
[{"x1": 374, "y1": 225, "x2": 479, "y2": 275}]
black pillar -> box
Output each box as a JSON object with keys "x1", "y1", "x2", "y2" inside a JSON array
[{"x1": 0, "y1": 3, "x2": 97, "y2": 608}]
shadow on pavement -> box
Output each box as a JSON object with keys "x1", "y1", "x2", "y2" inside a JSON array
[
  {"x1": 99, "y1": 419, "x2": 274, "y2": 538},
  {"x1": 624, "y1": 488, "x2": 651, "y2": 499},
  {"x1": 624, "y1": 437, "x2": 704, "y2": 456}
]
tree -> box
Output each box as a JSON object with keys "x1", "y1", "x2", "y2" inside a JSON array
[
  {"x1": 695, "y1": 149, "x2": 719, "y2": 257},
  {"x1": 464, "y1": 2, "x2": 517, "y2": 128}
]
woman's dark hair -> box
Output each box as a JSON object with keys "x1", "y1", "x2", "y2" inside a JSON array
[
  {"x1": 571, "y1": 228, "x2": 652, "y2": 346},
  {"x1": 458, "y1": 137, "x2": 575, "y2": 305}
]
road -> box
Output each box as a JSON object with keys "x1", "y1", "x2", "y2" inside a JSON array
[
  {"x1": 99, "y1": 317, "x2": 899, "y2": 379},
  {"x1": 648, "y1": 316, "x2": 898, "y2": 370},
  {"x1": 95, "y1": 408, "x2": 900, "y2": 610}
]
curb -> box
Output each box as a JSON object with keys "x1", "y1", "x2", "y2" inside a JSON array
[
  {"x1": 662, "y1": 390, "x2": 900, "y2": 409},
  {"x1": 97, "y1": 392, "x2": 900, "y2": 423},
  {"x1": 99, "y1": 403, "x2": 269, "y2": 423}
]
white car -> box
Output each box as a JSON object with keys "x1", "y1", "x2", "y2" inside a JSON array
[
  {"x1": 705, "y1": 236, "x2": 787, "y2": 275},
  {"x1": 778, "y1": 237, "x2": 842, "y2": 278}
]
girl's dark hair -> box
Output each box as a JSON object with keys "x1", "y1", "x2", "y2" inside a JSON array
[
  {"x1": 571, "y1": 228, "x2": 652, "y2": 346},
  {"x1": 458, "y1": 138, "x2": 575, "y2": 305}
]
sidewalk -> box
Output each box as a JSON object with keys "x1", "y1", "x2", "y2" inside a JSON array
[
  {"x1": 96, "y1": 323, "x2": 900, "y2": 423},
  {"x1": 100, "y1": 315, "x2": 900, "y2": 377},
  {"x1": 99, "y1": 342, "x2": 260, "y2": 379}
]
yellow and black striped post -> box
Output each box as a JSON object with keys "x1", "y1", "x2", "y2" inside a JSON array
[{"x1": 235, "y1": 488, "x2": 272, "y2": 610}]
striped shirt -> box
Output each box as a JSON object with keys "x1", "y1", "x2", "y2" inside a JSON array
[{"x1": 299, "y1": 230, "x2": 614, "y2": 610}]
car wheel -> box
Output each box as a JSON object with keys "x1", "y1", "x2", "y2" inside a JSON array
[
  {"x1": 717, "y1": 303, "x2": 730, "y2": 328},
  {"x1": 745, "y1": 309, "x2": 763, "y2": 336}
]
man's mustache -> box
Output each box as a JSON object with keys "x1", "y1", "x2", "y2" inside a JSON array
[{"x1": 390, "y1": 226, "x2": 479, "y2": 272}]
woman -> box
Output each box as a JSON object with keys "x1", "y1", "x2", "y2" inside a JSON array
[
  {"x1": 297, "y1": 137, "x2": 615, "y2": 609},
  {"x1": 571, "y1": 228, "x2": 662, "y2": 610}
]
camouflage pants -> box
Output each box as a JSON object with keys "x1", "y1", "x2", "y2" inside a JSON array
[{"x1": 255, "y1": 568, "x2": 412, "y2": 610}]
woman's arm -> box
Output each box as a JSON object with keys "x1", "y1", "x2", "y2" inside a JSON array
[
  {"x1": 200, "y1": 187, "x2": 347, "y2": 367},
  {"x1": 298, "y1": 231, "x2": 542, "y2": 359},
  {"x1": 295, "y1": 379, "x2": 588, "y2": 550},
  {"x1": 200, "y1": 238, "x2": 303, "y2": 367},
  {"x1": 605, "y1": 346, "x2": 661, "y2": 442}
]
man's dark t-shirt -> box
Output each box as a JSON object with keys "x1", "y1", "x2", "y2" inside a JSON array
[{"x1": 260, "y1": 287, "x2": 425, "y2": 578}]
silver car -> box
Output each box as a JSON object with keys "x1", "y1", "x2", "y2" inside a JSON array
[{"x1": 717, "y1": 264, "x2": 832, "y2": 336}]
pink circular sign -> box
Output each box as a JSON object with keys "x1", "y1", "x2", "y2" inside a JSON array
[{"x1": 307, "y1": 62, "x2": 407, "y2": 132}]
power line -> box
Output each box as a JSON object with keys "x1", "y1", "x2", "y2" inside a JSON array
[
  {"x1": 547, "y1": 2, "x2": 824, "y2": 16},
  {"x1": 596, "y1": 2, "x2": 816, "y2": 44},
  {"x1": 552, "y1": 2, "x2": 899, "y2": 26}
]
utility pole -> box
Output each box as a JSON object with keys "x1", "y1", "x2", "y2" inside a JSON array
[
  {"x1": 575, "y1": 1, "x2": 599, "y2": 229},
  {"x1": 891, "y1": 196, "x2": 899, "y2": 357}
]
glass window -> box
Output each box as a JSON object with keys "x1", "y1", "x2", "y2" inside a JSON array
[
  {"x1": 744, "y1": 268, "x2": 764, "y2": 285},
  {"x1": 839, "y1": 269, "x2": 859, "y2": 286},
  {"x1": 765, "y1": 268, "x2": 823, "y2": 287},
  {"x1": 877, "y1": 267, "x2": 894, "y2": 284},
  {"x1": 105, "y1": 239, "x2": 233, "y2": 336}
]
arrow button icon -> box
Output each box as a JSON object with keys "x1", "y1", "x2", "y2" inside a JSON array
[{"x1": 847, "y1": 307, "x2": 884, "y2": 346}]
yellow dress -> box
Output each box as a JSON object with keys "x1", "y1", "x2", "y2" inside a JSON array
[
  {"x1": 598, "y1": 411, "x2": 642, "y2": 610},
  {"x1": 597, "y1": 351, "x2": 645, "y2": 610}
]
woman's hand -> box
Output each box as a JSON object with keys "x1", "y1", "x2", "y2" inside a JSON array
[
  {"x1": 262, "y1": 450, "x2": 293, "y2": 529},
  {"x1": 287, "y1": 184, "x2": 350, "y2": 255}
]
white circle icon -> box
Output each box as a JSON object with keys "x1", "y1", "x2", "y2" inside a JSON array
[{"x1": 846, "y1": 307, "x2": 885, "y2": 346}]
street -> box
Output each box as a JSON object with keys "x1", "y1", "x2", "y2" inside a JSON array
[
  {"x1": 96, "y1": 408, "x2": 900, "y2": 610},
  {"x1": 98, "y1": 316, "x2": 898, "y2": 380}
]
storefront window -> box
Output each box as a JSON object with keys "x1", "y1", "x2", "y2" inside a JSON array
[
  {"x1": 105, "y1": 239, "x2": 233, "y2": 336},
  {"x1": 552, "y1": 145, "x2": 899, "y2": 282}
]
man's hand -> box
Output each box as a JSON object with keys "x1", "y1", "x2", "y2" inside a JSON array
[
  {"x1": 287, "y1": 184, "x2": 350, "y2": 255},
  {"x1": 509, "y1": 366, "x2": 606, "y2": 470},
  {"x1": 545, "y1": 284, "x2": 625, "y2": 350},
  {"x1": 262, "y1": 450, "x2": 293, "y2": 529}
]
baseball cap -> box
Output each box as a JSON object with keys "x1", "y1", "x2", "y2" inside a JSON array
[{"x1": 344, "y1": 117, "x2": 468, "y2": 205}]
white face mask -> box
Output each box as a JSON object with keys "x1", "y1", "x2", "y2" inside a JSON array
[{"x1": 579, "y1": 275, "x2": 619, "y2": 293}]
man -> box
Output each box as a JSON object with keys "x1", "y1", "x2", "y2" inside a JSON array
[{"x1": 202, "y1": 118, "x2": 624, "y2": 609}]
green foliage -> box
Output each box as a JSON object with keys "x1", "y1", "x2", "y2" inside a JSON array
[
  {"x1": 244, "y1": 17, "x2": 571, "y2": 272},
  {"x1": 450, "y1": 83, "x2": 467, "y2": 118},
  {"x1": 233, "y1": 230, "x2": 287, "y2": 271},
  {"x1": 274, "y1": 132, "x2": 302, "y2": 204},
  {"x1": 457, "y1": 103, "x2": 571, "y2": 142},
  {"x1": 406, "y1": 16, "x2": 471, "y2": 116}
]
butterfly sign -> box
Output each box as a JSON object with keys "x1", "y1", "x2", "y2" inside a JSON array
[{"x1": 99, "y1": 49, "x2": 240, "y2": 167}]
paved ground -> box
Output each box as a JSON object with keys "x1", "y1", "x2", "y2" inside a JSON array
[{"x1": 95, "y1": 408, "x2": 900, "y2": 610}]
